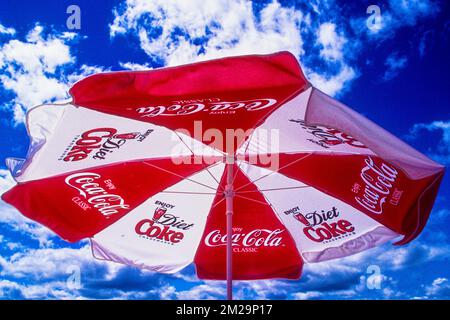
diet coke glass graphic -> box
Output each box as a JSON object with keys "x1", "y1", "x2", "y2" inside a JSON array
[
  {"x1": 294, "y1": 212, "x2": 310, "y2": 226},
  {"x1": 323, "y1": 137, "x2": 343, "y2": 146},
  {"x1": 113, "y1": 132, "x2": 141, "y2": 140},
  {"x1": 153, "y1": 207, "x2": 167, "y2": 222}
]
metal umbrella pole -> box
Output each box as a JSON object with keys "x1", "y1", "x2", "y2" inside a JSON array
[{"x1": 225, "y1": 155, "x2": 234, "y2": 300}]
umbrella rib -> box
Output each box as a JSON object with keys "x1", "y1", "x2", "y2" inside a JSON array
[
  {"x1": 211, "y1": 194, "x2": 270, "y2": 209},
  {"x1": 235, "y1": 185, "x2": 311, "y2": 194},
  {"x1": 202, "y1": 161, "x2": 224, "y2": 191},
  {"x1": 142, "y1": 161, "x2": 218, "y2": 191},
  {"x1": 230, "y1": 98, "x2": 294, "y2": 186},
  {"x1": 204, "y1": 164, "x2": 223, "y2": 190},
  {"x1": 212, "y1": 196, "x2": 226, "y2": 208},
  {"x1": 234, "y1": 153, "x2": 313, "y2": 192},
  {"x1": 174, "y1": 131, "x2": 224, "y2": 191},
  {"x1": 231, "y1": 155, "x2": 245, "y2": 185},
  {"x1": 231, "y1": 130, "x2": 254, "y2": 186},
  {"x1": 160, "y1": 191, "x2": 218, "y2": 195},
  {"x1": 234, "y1": 194, "x2": 271, "y2": 206}
]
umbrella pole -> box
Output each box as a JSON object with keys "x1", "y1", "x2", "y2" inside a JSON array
[{"x1": 225, "y1": 155, "x2": 234, "y2": 300}]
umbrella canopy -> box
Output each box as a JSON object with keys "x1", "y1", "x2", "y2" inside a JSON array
[{"x1": 1, "y1": 51, "x2": 445, "y2": 299}]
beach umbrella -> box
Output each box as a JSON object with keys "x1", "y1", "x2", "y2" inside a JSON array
[{"x1": 1, "y1": 52, "x2": 445, "y2": 300}]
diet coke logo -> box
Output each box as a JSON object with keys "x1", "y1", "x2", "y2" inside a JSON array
[
  {"x1": 204, "y1": 228, "x2": 284, "y2": 253},
  {"x1": 60, "y1": 127, "x2": 153, "y2": 162},
  {"x1": 355, "y1": 157, "x2": 399, "y2": 215},
  {"x1": 136, "y1": 98, "x2": 277, "y2": 118},
  {"x1": 289, "y1": 119, "x2": 366, "y2": 149},
  {"x1": 65, "y1": 172, "x2": 130, "y2": 216},
  {"x1": 286, "y1": 206, "x2": 355, "y2": 243},
  {"x1": 135, "y1": 201, "x2": 194, "y2": 245}
]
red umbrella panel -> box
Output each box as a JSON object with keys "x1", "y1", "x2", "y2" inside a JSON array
[{"x1": 1, "y1": 52, "x2": 445, "y2": 299}]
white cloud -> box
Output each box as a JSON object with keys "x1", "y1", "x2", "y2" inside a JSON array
[
  {"x1": 291, "y1": 290, "x2": 323, "y2": 300},
  {"x1": 119, "y1": 61, "x2": 152, "y2": 70},
  {"x1": 408, "y1": 120, "x2": 450, "y2": 164},
  {"x1": 316, "y1": 22, "x2": 346, "y2": 61},
  {"x1": 288, "y1": 240, "x2": 450, "y2": 299},
  {"x1": 0, "y1": 279, "x2": 82, "y2": 299},
  {"x1": 0, "y1": 247, "x2": 87, "y2": 299},
  {"x1": 425, "y1": 277, "x2": 450, "y2": 298},
  {"x1": 0, "y1": 244, "x2": 130, "y2": 299},
  {"x1": 352, "y1": 0, "x2": 439, "y2": 40},
  {"x1": 111, "y1": 0, "x2": 304, "y2": 67},
  {"x1": 382, "y1": 52, "x2": 408, "y2": 81},
  {"x1": 67, "y1": 64, "x2": 110, "y2": 84},
  {"x1": 0, "y1": 245, "x2": 92, "y2": 279},
  {"x1": 173, "y1": 283, "x2": 225, "y2": 300},
  {"x1": 109, "y1": 0, "x2": 360, "y2": 96},
  {"x1": 0, "y1": 25, "x2": 74, "y2": 123},
  {"x1": 0, "y1": 22, "x2": 15, "y2": 36},
  {"x1": 0, "y1": 169, "x2": 15, "y2": 194},
  {"x1": 0, "y1": 206, "x2": 56, "y2": 247},
  {"x1": 308, "y1": 21, "x2": 357, "y2": 95},
  {"x1": 6, "y1": 242, "x2": 21, "y2": 250},
  {"x1": 235, "y1": 279, "x2": 295, "y2": 300},
  {"x1": 418, "y1": 30, "x2": 433, "y2": 57},
  {"x1": 0, "y1": 24, "x2": 105, "y2": 124},
  {"x1": 389, "y1": 0, "x2": 439, "y2": 26},
  {"x1": 307, "y1": 64, "x2": 356, "y2": 96},
  {"x1": 377, "y1": 243, "x2": 450, "y2": 270}
]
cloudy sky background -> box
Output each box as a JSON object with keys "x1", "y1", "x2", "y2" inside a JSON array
[{"x1": 0, "y1": 0, "x2": 449, "y2": 299}]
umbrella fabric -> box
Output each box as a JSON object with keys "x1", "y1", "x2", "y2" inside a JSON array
[{"x1": 1, "y1": 52, "x2": 445, "y2": 281}]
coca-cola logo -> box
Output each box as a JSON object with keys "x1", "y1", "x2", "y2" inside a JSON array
[
  {"x1": 60, "y1": 128, "x2": 153, "y2": 162},
  {"x1": 289, "y1": 119, "x2": 367, "y2": 149},
  {"x1": 355, "y1": 157, "x2": 399, "y2": 215},
  {"x1": 65, "y1": 172, "x2": 130, "y2": 216},
  {"x1": 136, "y1": 98, "x2": 277, "y2": 118},
  {"x1": 285, "y1": 206, "x2": 355, "y2": 243},
  {"x1": 135, "y1": 201, "x2": 194, "y2": 245},
  {"x1": 204, "y1": 228, "x2": 284, "y2": 253}
]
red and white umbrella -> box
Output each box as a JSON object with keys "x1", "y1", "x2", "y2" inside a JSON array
[{"x1": 1, "y1": 52, "x2": 444, "y2": 299}]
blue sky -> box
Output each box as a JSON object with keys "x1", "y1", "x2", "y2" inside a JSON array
[{"x1": 0, "y1": 0, "x2": 449, "y2": 299}]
